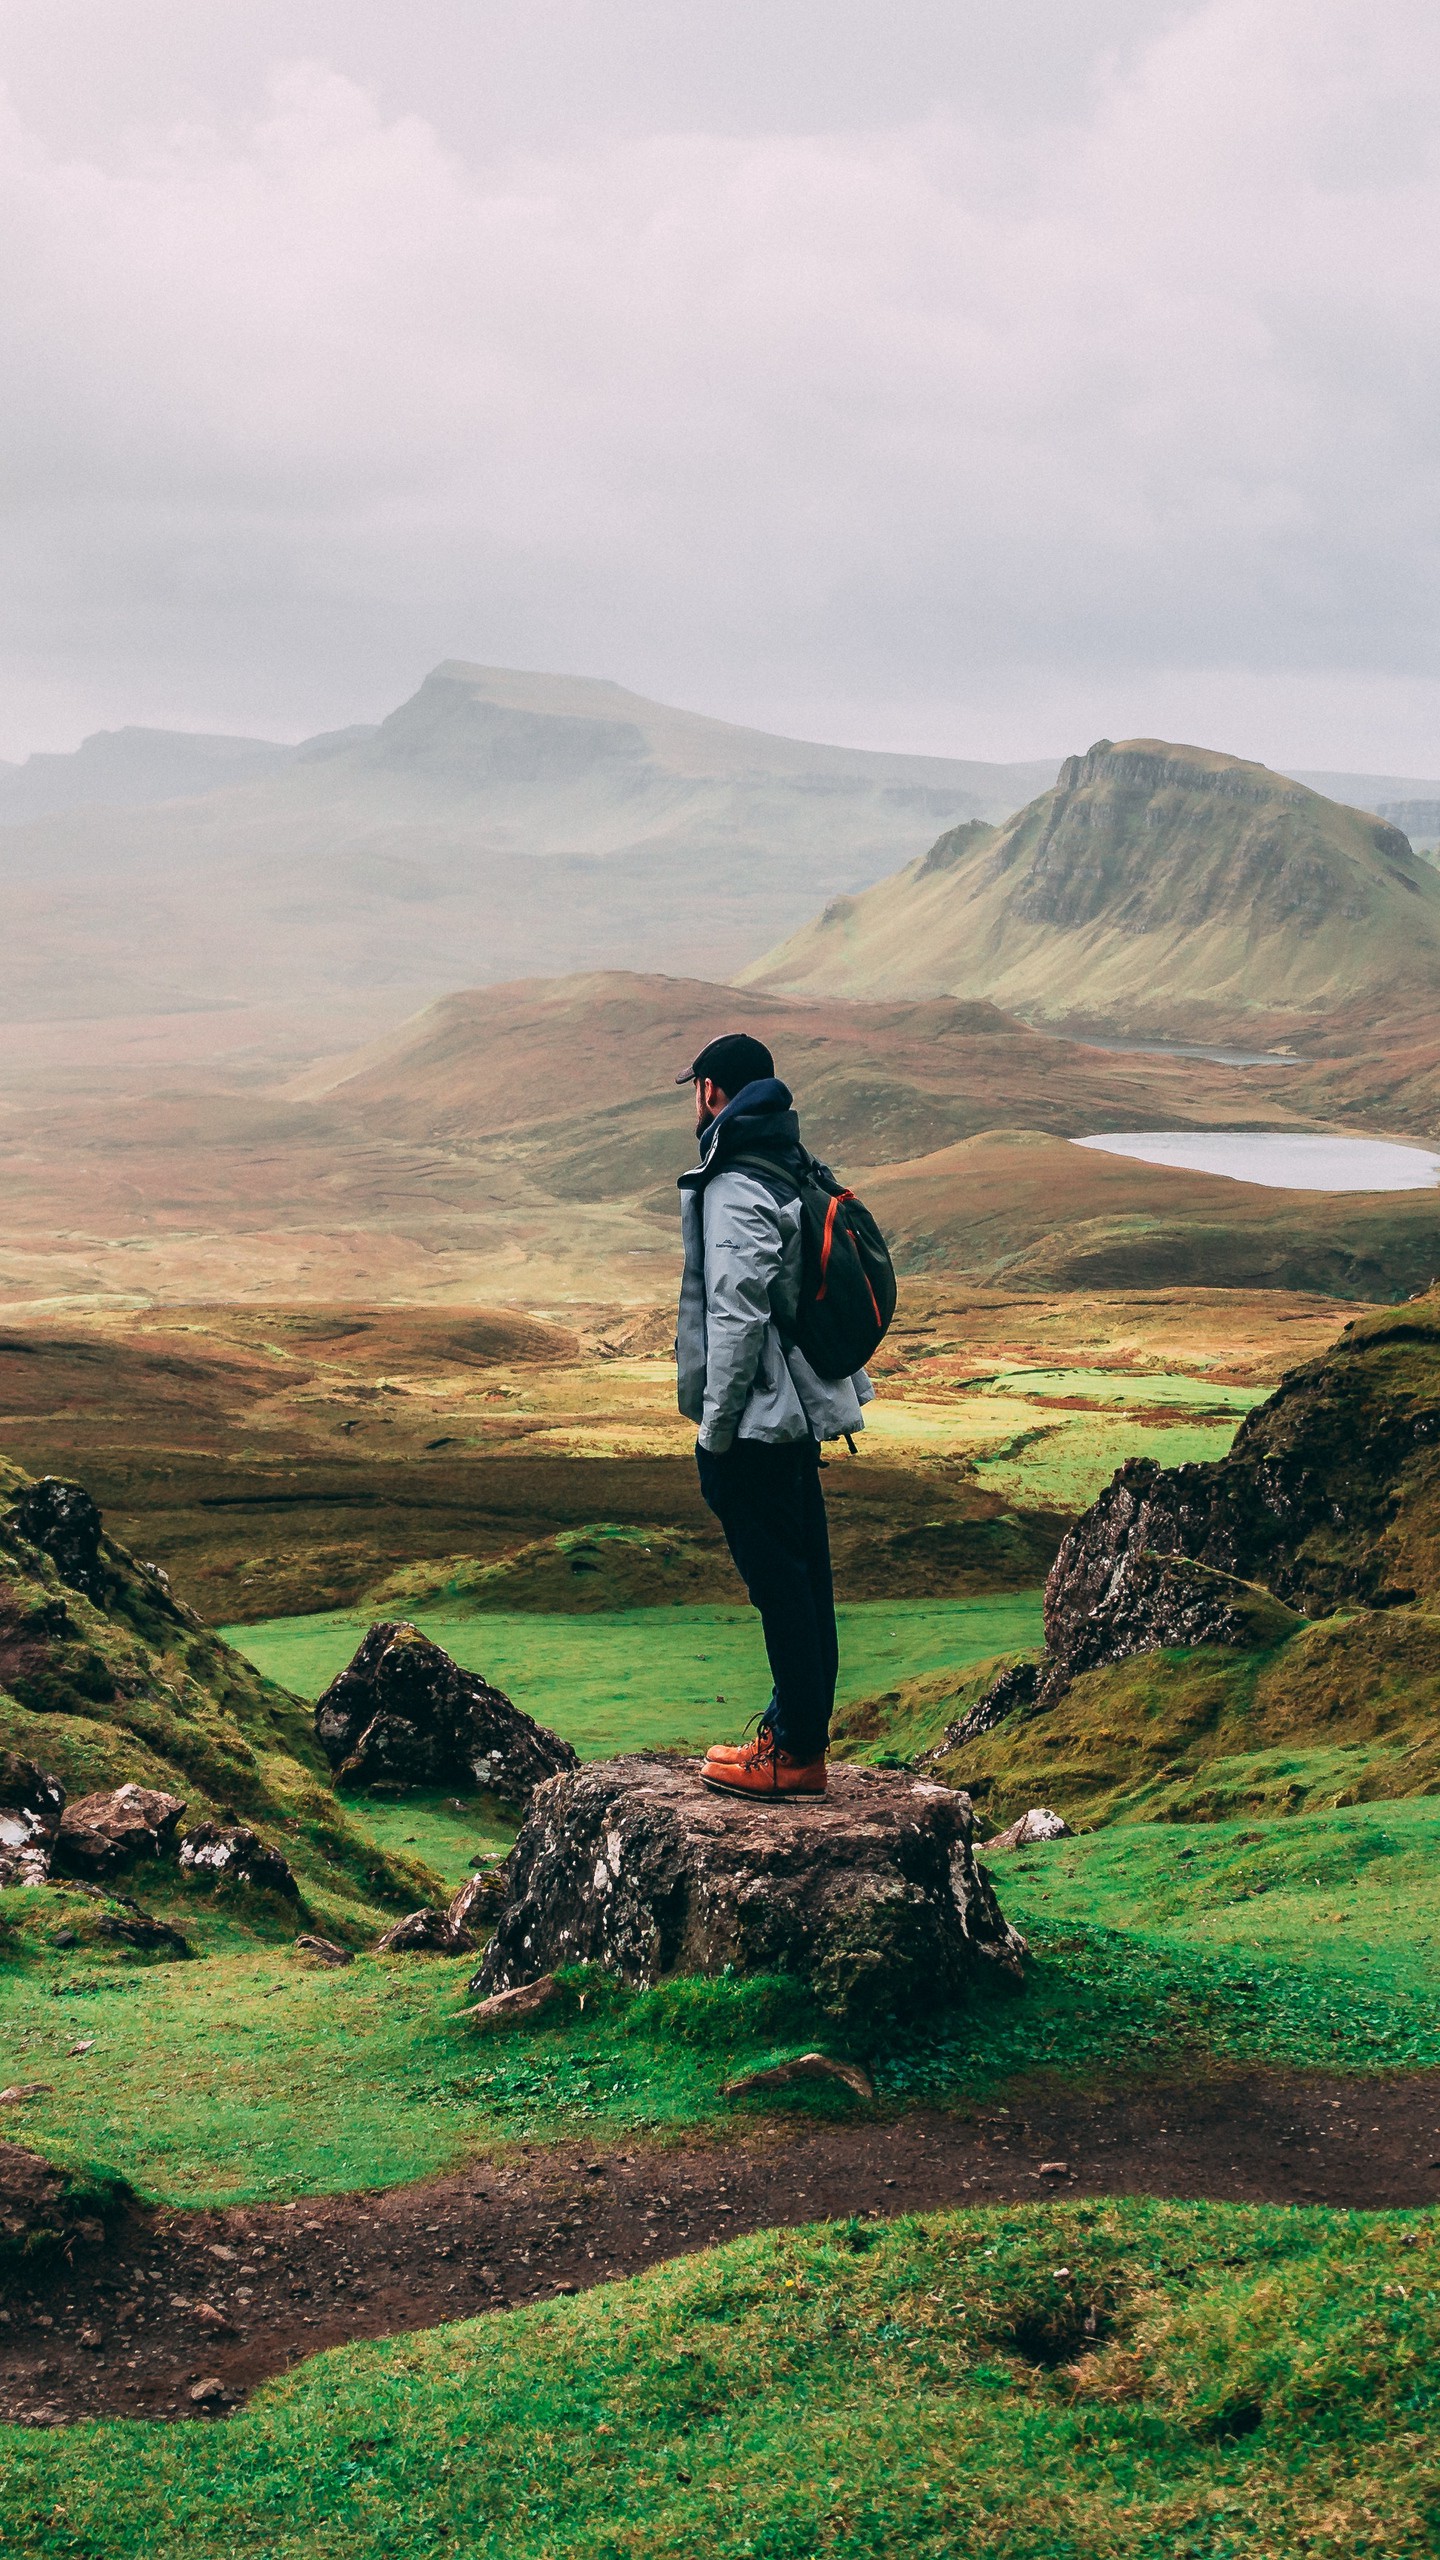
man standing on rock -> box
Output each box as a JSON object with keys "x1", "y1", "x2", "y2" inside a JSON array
[{"x1": 676, "y1": 1032, "x2": 873, "y2": 1799}]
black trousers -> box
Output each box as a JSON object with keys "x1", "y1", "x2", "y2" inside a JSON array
[{"x1": 695, "y1": 1436, "x2": 838, "y2": 1762}]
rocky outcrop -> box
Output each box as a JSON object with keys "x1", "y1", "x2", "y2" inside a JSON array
[
  {"x1": 313, "y1": 1622, "x2": 577, "y2": 1800},
  {"x1": 475, "y1": 1755, "x2": 1025, "y2": 2026},
  {"x1": 92, "y1": 1903, "x2": 190, "y2": 1956},
  {"x1": 57, "y1": 1784, "x2": 186, "y2": 1875},
  {"x1": 1021, "y1": 1297, "x2": 1440, "y2": 1709},
  {"x1": 2, "y1": 1478, "x2": 187, "y2": 1627},
  {"x1": 177, "y1": 1824, "x2": 300, "y2": 1900},
  {"x1": 921, "y1": 1660, "x2": 1040, "y2": 1766},
  {"x1": 445, "y1": 1870, "x2": 506, "y2": 1939},
  {"x1": 374, "y1": 1906, "x2": 453, "y2": 1955},
  {"x1": 295, "y1": 1933, "x2": 353, "y2": 1967},
  {"x1": 0, "y1": 1755, "x2": 65, "y2": 1886},
  {"x1": 9, "y1": 1479, "x2": 110, "y2": 1605},
  {"x1": 1043, "y1": 1529, "x2": 1301, "y2": 1697}
]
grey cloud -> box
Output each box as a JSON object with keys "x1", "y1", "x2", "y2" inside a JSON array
[{"x1": 0, "y1": 0, "x2": 1435, "y2": 769}]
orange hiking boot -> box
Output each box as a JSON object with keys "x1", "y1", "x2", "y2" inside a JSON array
[
  {"x1": 704, "y1": 1710, "x2": 772, "y2": 1766},
  {"x1": 701, "y1": 1728, "x2": 827, "y2": 1798}
]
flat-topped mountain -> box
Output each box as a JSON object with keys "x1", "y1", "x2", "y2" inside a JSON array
[
  {"x1": 742, "y1": 737, "x2": 1440, "y2": 1040},
  {"x1": 0, "y1": 663, "x2": 1059, "y2": 1023}
]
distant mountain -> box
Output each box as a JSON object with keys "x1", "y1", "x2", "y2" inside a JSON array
[
  {"x1": 1374, "y1": 801, "x2": 1440, "y2": 853},
  {"x1": 0, "y1": 663, "x2": 1059, "y2": 1022},
  {"x1": 1287, "y1": 770, "x2": 1440, "y2": 812},
  {"x1": 740, "y1": 737, "x2": 1440, "y2": 1041},
  {"x1": 0, "y1": 725, "x2": 296, "y2": 822}
]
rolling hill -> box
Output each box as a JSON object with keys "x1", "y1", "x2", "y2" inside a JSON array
[
  {"x1": 742, "y1": 737, "x2": 1440, "y2": 1042},
  {"x1": 2, "y1": 965, "x2": 1428, "y2": 1312},
  {"x1": 0, "y1": 664, "x2": 1059, "y2": 1023}
]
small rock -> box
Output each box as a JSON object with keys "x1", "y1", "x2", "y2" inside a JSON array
[
  {"x1": 294, "y1": 1933, "x2": 353, "y2": 1967},
  {"x1": 444, "y1": 1870, "x2": 506, "y2": 1944},
  {"x1": 189, "y1": 2377, "x2": 225, "y2": 2405},
  {"x1": 986, "y1": 1808, "x2": 1072, "y2": 1852},
  {"x1": 0, "y1": 2083, "x2": 54, "y2": 2104},
  {"x1": 723, "y1": 2052, "x2": 875, "y2": 2103},
  {"x1": 59, "y1": 1785, "x2": 186, "y2": 1876},
  {"x1": 94, "y1": 1906, "x2": 190, "y2": 1955},
  {"x1": 0, "y1": 1755, "x2": 66, "y2": 1888},
  {"x1": 459, "y1": 1972, "x2": 562, "y2": 2028},
  {"x1": 76, "y1": 2327, "x2": 105, "y2": 2351},
  {"x1": 178, "y1": 1824, "x2": 300, "y2": 1901},
  {"x1": 67, "y1": 2040, "x2": 94, "y2": 2057},
  {"x1": 207, "y1": 2245, "x2": 239, "y2": 2262},
  {"x1": 193, "y1": 2302, "x2": 235, "y2": 2333},
  {"x1": 1038, "y1": 2159, "x2": 1070, "y2": 2176},
  {"x1": 374, "y1": 1906, "x2": 453, "y2": 1954}
]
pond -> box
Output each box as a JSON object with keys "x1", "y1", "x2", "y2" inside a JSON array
[{"x1": 1073, "y1": 1131, "x2": 1440, "y2": 1192}]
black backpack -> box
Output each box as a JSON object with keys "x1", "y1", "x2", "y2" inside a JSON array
[{"x1": 728, "y1": 1147, "x2": 897, "y2": 1380}]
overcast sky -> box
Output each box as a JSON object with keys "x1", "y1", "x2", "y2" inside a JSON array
[{"x1": 1, "y1": 0, "x2": 1437, "y2": 769}]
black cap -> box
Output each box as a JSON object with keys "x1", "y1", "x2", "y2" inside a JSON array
[{"x1": 675, "y1": 1031, "x2": 775, "y2": 1092}]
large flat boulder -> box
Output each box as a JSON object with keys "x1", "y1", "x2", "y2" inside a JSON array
[
  {"x1": 313, "y1": 1621, "x2": 577, "y2": 1800},
  {"x1": 474, "y1": 1754, "x2": 1025, "y2": 2025}
]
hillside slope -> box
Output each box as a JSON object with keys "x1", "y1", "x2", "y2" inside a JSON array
[
  {"x1": 742, "y1": 738, "x2": 1440, "y2": 1040},
  {"x1": 837, "y1": 1291, "x2": 1440, "y2": 1825},
  {"x1": 0, "y1": 1454, "x2": 428, "y2": 1934},
  {"x1": 0, "y1": 664, "x2": 1057, "y2": 1021}
]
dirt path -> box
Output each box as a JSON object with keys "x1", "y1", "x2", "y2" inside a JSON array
[{"x1": 8, "y1": 2068, "x2": 1440, "y2": 2428}]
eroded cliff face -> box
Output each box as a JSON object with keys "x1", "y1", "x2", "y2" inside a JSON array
[
  {"x1": 744, "y1": 734, "x2": 1440, "y2": 1033},
  {"x1": 1039, "y1": 1292, "x2": 1440, "y2": 1698}
]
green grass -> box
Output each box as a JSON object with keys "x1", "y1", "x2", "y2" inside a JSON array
[
  {"x1": 878, "y1": 1803, "x2": 1440, "y2": 2105},
  {"x1": 353, "y1": 1791, "x2": 514, "y2": 1892},
  {"x1": 0, "y1": 1954, "x2": 843, "y2": 2207},
  {"x1": 1001, "y1": 1798, "x2": 1440, "y2": 1993},
  {"x1": 8, "y1": 2199, "x2": 1440, "y2": 2557},
  {"x1": 969, "y1": 1419, "x2": 1241, "y2": 1513},
  {"x1": 11, "y1": 1803, "x2": 1440, "y2": 2210},
  {"x1": 971, "y1": 1366, "x2": 1267, "y2": 1412},
  {"x1": 221, "y1": 1597, "x2": 1047, "y2": 1758}
]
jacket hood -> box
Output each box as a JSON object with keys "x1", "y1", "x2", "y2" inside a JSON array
[{"x1": 679, "y1": 1076, "x2": 802, "y2": 1187}]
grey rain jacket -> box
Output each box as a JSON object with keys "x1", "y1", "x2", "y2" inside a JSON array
[{"x1": 675, "y1": 1076, "x2": 875, "y2": 1454}]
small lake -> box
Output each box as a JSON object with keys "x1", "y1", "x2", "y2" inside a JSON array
[{"x1": 1074, "y1": 1131, "x2": 1440, "y2": 1192}]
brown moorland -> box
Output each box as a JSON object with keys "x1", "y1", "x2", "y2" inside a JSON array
[
  {"x1": 0, "y1": 1286, "x2": 1355, "y2": 1620},
  {"x1": 2, "y1": 970, "x2": 1430, "y2": 1314}
]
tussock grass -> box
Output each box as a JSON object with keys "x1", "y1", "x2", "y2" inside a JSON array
[{"x1": 8, "y1": 2200, "x2": 1440, "y2": 2556}]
